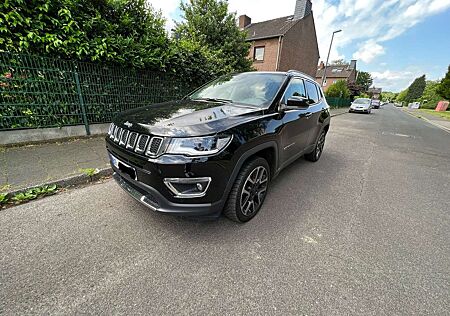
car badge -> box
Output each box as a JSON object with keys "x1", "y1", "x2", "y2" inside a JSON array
[{"x1": 124, "y1": 121, "x2": 133, "y2": 128}]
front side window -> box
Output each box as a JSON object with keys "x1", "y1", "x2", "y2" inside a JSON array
[
  {"x1": 189, "y1": 73, "x2": 286, "y2": 108},
  {"x1": 281, "y1": 78, "x2": 306, "y2": 104},
  {"x1": 254, "y1": 47, "x2": 265, "y2": 61},
  {"x1": 305, "y1": 80, "x2": 320, "y2": 104}
]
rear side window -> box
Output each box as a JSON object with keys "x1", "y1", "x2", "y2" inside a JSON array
[
  {"x1": 305, "y1": 80, "x2": 319, "y2": 104},
  {"x1": 282, "y1": 78, "x2": 307, "y2": 104}
]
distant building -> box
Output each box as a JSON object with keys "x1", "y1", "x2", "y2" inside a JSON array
[
  {"x1": 315, "y1": 60, "x2": 357, "y2": 91},
  {"x1": 368, "y1": 87, "x2": 382, "y2": 100},
  {"x1": 238, "y1": 0, "x2": 320, "y2": 77}
]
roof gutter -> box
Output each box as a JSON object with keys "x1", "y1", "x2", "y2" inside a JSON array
[{"x1": 276, "y1": 35, "x2": 283, "y2": 71}]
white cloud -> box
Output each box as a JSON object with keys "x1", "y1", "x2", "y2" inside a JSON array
[
  {"x1": 353, "y1": 40, "x2": 386, "y2": 63},
  {"x1": 371, "y1": 69, "x2": 425, "y2": 92}
]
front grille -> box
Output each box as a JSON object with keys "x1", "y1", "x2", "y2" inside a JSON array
[
  {"x1": 135, "y1": 135, "x2": 150, "y2": 153},
  {"x1": 110, "y1": 125, "x2": 164, "y2": 157},
  {"x1": 146, "y1": 137, "x2": 163, "y2": 156}
]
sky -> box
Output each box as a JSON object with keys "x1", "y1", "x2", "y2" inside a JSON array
[{"x1": 149, "y1": 0, "x2": 450, "y2": 92}]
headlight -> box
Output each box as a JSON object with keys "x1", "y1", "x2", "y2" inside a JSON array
[{"x1": 166, "y1": 135, "x2": 232, "y2": 156}]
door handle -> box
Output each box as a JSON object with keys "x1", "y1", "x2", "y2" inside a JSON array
[{"x1": 304, "y1": 112, "x2": 312, "y2": 119}]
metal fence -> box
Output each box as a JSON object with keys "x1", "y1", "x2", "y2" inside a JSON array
[
  {"x1": 0, "y1": 52, "x2": 197, "y2": 133},
  {"x1": 326, "y1": 97, "x2": 351, "y2": 108}
]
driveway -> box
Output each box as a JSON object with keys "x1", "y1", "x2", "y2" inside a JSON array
[{"x1": 1, "y1": 105, "x2": 449, "y2": 315}]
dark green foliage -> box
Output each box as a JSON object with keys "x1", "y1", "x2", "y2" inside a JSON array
[
  {"x1": 173, "y1": 0, "x2": 253, "y2": 77},
  {"x1": 437, "y1": 65, "x2": 450, "y2": 100},
  {"x1": 325, "y1": 80, "x2": 350, "y2": 99},
  {"x1": 0, "y1": 0, "x2": 170, "y2": 69},
  {"x1": 356, "y1": 71, "x2": 373, "y2": 92},
  {"x1": 419, "y1": 81, "x2": 442, "y2": 109},
  {"x1": 0, "y1": 52, "x2": 195, "y2": 130},
  {"x1": 405, "y1": 75, "x2": 426, "y2": 103}
]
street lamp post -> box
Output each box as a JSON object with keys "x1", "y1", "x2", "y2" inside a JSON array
[{"x1": 321, "y1": 29, "x2": 342, "y2": 87}]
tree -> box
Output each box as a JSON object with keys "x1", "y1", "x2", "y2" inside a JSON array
[
  {"x1": 331, "y1": 59, "x2": 347, "y2": 66},
  {"x1": 396, "y1": 89, "x2": 408, "y2": 103},
  {"x1": 420, "y1": 81, "x2": 442, "y2": 109},
  {"x1": 174, "y1": 0, "x2": 252, "y2": 74},
  {"x1": 356, "y1": 71, "x2": 373, "y2": 92},
  {"x1": 381, "y1": 91, "x2": 397, "y2": 102},
  {"x1": 0, "y1": 0, "x2": 171, "y2": 69},
  {"x1": 405, "y1": 75, "x2": 426, "y2": 102},
  {"x1": 437, "y1": 65, "x2": 450, "y2": 100},
  {"x1": 325, "y1": 80, "x2": 350, "y2": 99}
]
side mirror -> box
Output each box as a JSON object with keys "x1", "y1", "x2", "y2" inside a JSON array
[{"x1": 286, "y1": 96, "x2": 309, "y2": 109}]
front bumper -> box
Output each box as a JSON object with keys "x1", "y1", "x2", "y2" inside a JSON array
[
  {"x1": 349, "y1": 108, "x2": 370, "y2": 113},
  {"x1": 106, "y1": 139, "x2": 232, "y2": 218}
]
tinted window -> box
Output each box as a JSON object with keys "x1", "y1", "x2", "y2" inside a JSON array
[
  {"x1": 282, "y1": 78, "x2": 306, "y2": 104},
  {"x1": 305, "y1": 80, "x2": 319, "y2": 104}
]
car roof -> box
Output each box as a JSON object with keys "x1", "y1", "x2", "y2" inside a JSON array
[{"x1": 241, "y1": 70, "x2": 317, "y2": 82}]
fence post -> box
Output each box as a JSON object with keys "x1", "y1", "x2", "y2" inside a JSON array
[{"x1": 73, "y1": 67, "x2": 90, "y2": 135}]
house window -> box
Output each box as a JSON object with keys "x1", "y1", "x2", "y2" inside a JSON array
[{"x1": 254, "y1": 46, "x2": 265, "y2": 61}]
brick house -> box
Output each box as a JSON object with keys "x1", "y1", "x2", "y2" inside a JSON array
[
  {"x1": 238, "y1": 0, "x2": 319, "y2": 77},
  {"x1": 315, "y1": 60, "x2": 357, "y2": 92}
]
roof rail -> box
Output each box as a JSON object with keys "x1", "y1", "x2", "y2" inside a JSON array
[{"x1": 287, "y1": 69, "x2": 315, "y2": 80}]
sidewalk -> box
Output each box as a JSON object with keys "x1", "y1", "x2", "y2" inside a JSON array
[
  {"x1": 0, "y1": 108, "x2": 348, "y2": 193},
  {"x1": 1, "y1": 137, "x2": 110, "y2": 192},
  {"x1": 402, "y1": 108, "x2": 450, "y2": 132}
]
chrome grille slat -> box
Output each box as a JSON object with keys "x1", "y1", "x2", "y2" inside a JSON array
[
  {"x1": 146, "y1": 137, "x2": 163, "y2": 156},
  {"x1": 126, "y1": 132, "x2": 138, "y2": 150},
  {"x1": 114, "y1": 127, "x2": 122, "y2": 142},
  {"x1": 119, "y1": 130, "x2": 129, "y2": 146},
  {"x1": 109, "y1": 124, "x2": 116, "y2": 139},
  {"x1": 135, "y1": 135, "x2": 150, "y2": 154}
]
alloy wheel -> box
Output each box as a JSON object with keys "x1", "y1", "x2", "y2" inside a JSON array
[
  {"x1": 315, "y1": 132, "x2": 326, "y2": 159},
  {"x1": 240, "y1": 166, "x2": 269, "y2": 216}
]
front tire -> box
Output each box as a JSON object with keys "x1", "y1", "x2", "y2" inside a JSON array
[
  {"x1": 224, "y1": 157, "x2": 270, "y2": 223},
  {"x1": 305, "y1": 129, "x2": 326, "y2": 162}
]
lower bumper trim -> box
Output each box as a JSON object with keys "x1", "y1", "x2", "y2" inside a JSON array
[{"x1": 112, "y1": 172, "x2": 223, "y2": 218}]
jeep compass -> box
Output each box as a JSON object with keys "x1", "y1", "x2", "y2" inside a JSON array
[{"x1": 106, "y1": 71, "x2": 330, "y2": 222}]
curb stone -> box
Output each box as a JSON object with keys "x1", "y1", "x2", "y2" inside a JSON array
[{"x1": 3, "y1": 167, "x2": 113, "y2": 199}]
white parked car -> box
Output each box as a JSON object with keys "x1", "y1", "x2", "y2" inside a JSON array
[{"x1": 349, "y1": 98, "x2": 372, "y2": 114}]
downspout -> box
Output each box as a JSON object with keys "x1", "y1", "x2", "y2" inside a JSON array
[{"x1": 276, "y1": 36, "x2": 283, "y2": 71}]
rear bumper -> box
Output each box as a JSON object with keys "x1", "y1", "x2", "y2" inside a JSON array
[{"x1": 113, "y1": 171, "x2": 224, "y2": 218}]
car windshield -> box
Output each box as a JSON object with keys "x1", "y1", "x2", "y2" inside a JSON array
[
  {"x1": 353, "y1": 98, "x2": 370, "y2": 104},
  {"x1": 189, "y1": 73, "x2": 286, "y2": 107}
]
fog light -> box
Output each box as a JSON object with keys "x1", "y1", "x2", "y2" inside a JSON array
[{"x1": 163, "y1": 177, "x2": 211, "y2": 198}]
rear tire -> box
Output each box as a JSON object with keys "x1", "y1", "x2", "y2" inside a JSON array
[
  {"x1": 224, "y1": 157, "x2": 270, "y2": 223},
  {"x1": 305, "y1": 129, "x2": 326, "y2": 162}
]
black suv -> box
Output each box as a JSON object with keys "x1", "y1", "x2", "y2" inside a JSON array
[{"x1": 106, "y1": 71, "x2": 330, "y2": 222}]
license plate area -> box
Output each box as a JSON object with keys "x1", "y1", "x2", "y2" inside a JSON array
[{"x1": 110, "y1": 153, "x2": 137, "y2": 180}]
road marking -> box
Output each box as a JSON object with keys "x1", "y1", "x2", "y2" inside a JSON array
[{"x1": 381, "y1": 131, "x2": 416, "y2": 138}]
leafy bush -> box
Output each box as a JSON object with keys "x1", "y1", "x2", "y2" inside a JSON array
[
  {"x1": 325, "y1": 80, "x2": 350, "y2": 99},
  {"x1": 419, "y1": 81, "x2": 442, "y2": 109}
]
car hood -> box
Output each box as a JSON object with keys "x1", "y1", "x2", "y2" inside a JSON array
[{"x1": 114, "y1": 100, "x2": 265, "y2": 137}]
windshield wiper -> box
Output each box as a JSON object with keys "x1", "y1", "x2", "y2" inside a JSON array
[{"x1": 191, "y1": 97, "x2": 232, "y2": 103}]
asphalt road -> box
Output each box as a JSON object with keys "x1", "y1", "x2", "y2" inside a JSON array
[{"x1": 1, "y1": 105, "x2": 449, "y2": 315}]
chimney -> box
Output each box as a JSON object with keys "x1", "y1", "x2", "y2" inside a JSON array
[
  {"x1": 348, "y1": 59, "x2": 357, "y2": 70},
  {"x1": 238, "y1": 15, "x2": 251, "y2": 29},
  {"x1": 294, "y1": 0, "x2": 312, "y2": 20},
  {"x1": 318, "y1": 61, "x2": 325, "y2": 70}
]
